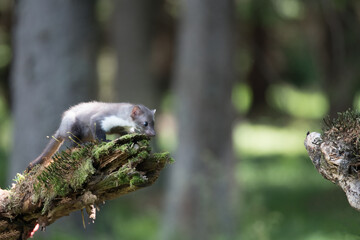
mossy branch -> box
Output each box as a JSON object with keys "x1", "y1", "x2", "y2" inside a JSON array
[
  {"x1": 304, "y1": 110, "x2": 360, "y2": 211},
  {"x1": 0, "y1": 134, "x2": 173, "y2": 240}
]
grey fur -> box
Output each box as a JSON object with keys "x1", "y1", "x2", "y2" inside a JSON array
[{"x1": 26, "y1": 101, "x2": 156, "y2": 171}]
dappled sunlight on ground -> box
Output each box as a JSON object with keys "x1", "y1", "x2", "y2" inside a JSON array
[{"x1": 233, "y1": 121, "x2": 312, "y2": 156}]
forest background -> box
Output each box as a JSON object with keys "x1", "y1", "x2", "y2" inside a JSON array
[{"x1": 1, "y1": 0, "x2": 360, "y2": 239}]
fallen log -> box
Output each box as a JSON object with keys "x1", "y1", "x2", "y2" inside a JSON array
[{"x1": 0, "y1": 134, "x2": 172, "y2": 239}]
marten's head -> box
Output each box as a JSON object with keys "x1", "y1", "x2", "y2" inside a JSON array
[{"x1": 131, "y1": 105, "x2": 156, "y2": 137}]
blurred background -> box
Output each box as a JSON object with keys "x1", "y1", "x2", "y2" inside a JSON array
[{"x1": 1, "y1": 0, "x2": 360, "y2": 239}]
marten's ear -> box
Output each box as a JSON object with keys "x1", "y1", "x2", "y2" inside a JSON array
[
  {"x1": 152, "y1": 109, "x2": 156, "y2": 115},
  {"x1": 131, "y1": 105, "x2": 142, "y2": 119}
]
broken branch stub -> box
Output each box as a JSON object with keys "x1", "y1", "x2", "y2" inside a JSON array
[
  {"x1": 0, "y1": 134, "x2": 173, "y2": 240},
  {"x1": 304, "y1": 110, "x2": 360, "y2": 211}
]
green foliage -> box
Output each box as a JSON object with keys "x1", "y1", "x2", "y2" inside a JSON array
[
  {"x1": 236, "y1": 120, "x2": 360, "y2": 239},
  {"x1": 268, "y1": 84, "x2": 329, "y2": 119},
  {"x1": 0, "y1": 96, "x2": 10, "y2": 188},
  {"x1": 93, "y1": 198, "x2": 160, "y2": 240},
  {"x1": 282, "y1": 42, "x2": 318, "y2": 87},
  {"x1": 239, "y1": 153, "x2": 360, "y2": 240},
  {"x1": 232, "y1": 83, "x2": 252, "y2": 114}
]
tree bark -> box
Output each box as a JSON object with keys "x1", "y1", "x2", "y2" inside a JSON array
[
  {"x1": 304, "y1": 111, "x2": 360, "y2": 211},
  {"x1": 319, "y1": 0, "x2": 359, "y2": 116},
  {"x1": 0, "y1": 134, "x2": 171, "y2": 240},
  {"x1": 110, "y1": 0, "x2": 162, "y2": 107},
  {"x1": 161, "y1": 0, "x2": 236, "y2": 239},
  {"x1": 246, "y1": 0, "x2": 273, "y2": 118},
  {"x1": 10, "y1": 0, "x2": 98, "y2": 178}
]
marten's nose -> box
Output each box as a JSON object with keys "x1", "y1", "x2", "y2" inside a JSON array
[{"x1": 146, "y1": 130, "x2": 156, "y2": 137}]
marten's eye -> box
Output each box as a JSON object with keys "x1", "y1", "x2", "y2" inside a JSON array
[{"x1": 144, "y1": 121, "x2": 149, "y2": 127}]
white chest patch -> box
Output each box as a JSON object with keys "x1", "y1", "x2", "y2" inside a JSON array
[{"x1": 101, "y1": 116, "x2": 135, "y2": 133}]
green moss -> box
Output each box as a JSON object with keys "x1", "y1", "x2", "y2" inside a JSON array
[
  {"x1": 92, "y1": 134, "x2": 151, "y2": 161},
  {"x1": 31, "y1": 190, "x2": 40, "y2": 204},
  {"x1": 33, "y1": 144, "x2": 96, "y2": 213},
  {"x1": 12, "y1": 173, "x2": 25, "y2": 184},
  {"x1": 6, "y1": 191, "x2": 20, "y2": 213},
  {"x1": 129, "y1": 174, "x2": 147, "y2": 187},
  {"x1": 118, "y1": 133, "x2": 141, "y2": 142},
  {"x1": 70, "y1": 158, "x2": 95, "y2": 190},
  {"x1": 96, "y1": 161, "x2": 150, "y2": 190},
  {"x1": 151, "y1": 152, "x2": 174, "y2": 163},
  {"x1": 96, "y1": 165, "x2": 134, "y2": 190},
  {"x1": 128, "y1": 150, "x2": 149, "y2": 165},
  {"x1": 53, "y1": 181, "x2": 70, "y2": 197},
  {"x1": 116, "y1": 166, "x2": 131, "y2": 186},
  {"x1": 68, "y1": 143, "x2": 94, "y2": 160},
  {"x1": 27, "y1": 133, "x2": 168, "y2": 216},
  {"x1": 92, "y1": 141, "x2": 116, "y2": 160}
]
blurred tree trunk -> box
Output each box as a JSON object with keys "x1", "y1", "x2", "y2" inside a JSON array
[
  {"x1": 320, "y1": 0, "x2": 359, "y2": 116},
  {"x1": 110, "y1": 0, "x2": 163, "y2": 107},
  {"x1": 10, "y1": 1, "x2": 97, "y2": 237},
  {"x1": 10, "y1": 0, "x2": 97, "y2": 183},
  {"x1": 246, "y1": 0, "x2": 273, "y2": 118},
  {"x1": 161, "y1": 0, "x2": 236, "y2": 239}
]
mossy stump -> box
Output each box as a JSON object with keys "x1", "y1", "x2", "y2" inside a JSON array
[
  {"x1": 304, "y1": 110, "x2": 360, "y2": 212},
  {"x1": 0, "y1": 134, "x2": 172, "y2": 239}
]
